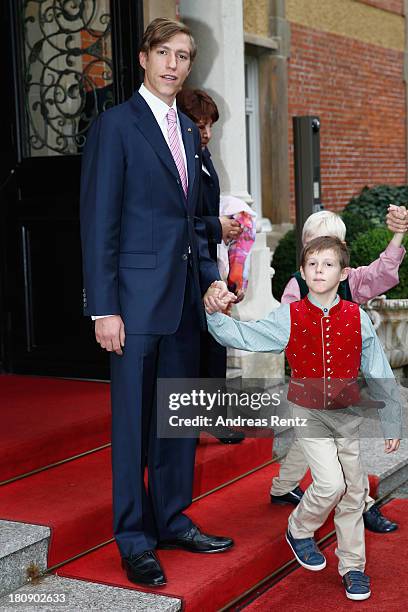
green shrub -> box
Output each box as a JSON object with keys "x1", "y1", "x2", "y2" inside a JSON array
[
  {"x1": 341, "y1": 210, "x2": 374, "y2": 245},
  {"x1": 271, "y1": 228, "x2": 297, "y2": 300},
  {"x1": 271, "y1": 183, "x2": 408, "y2": 302},
  {"x1": 349, "y1": 227, "x2": 408, "y2": 299},
  {"x1": 345, "y1": 184, "x2": 408, "y2": 226}
]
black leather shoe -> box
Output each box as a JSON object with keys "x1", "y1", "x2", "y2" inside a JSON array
[
  {"x1": 214, "y1": 428, "x2": 245, "y2": 444},
  {"x1": 363, "y1": 505, "x2": 398, "y2": 533},
  {"x1": 270, "y1": 486, "x2": 304, "y2": 506},
  {"x1": 121, "y1": 550, "x2": 166, "y2": 586},
  {"x1": 159, "y1": 524, "x2": 233, "y2": 553}
]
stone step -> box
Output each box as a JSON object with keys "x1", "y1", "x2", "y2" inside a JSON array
[
  {"x1": 0, "y1": 521, "x2": 50, "y2": 598},
  {"x1": 360, "y1": 437, "x2": 408, "y2": 499},
  {"x1": 0, "y1": 574, "x2": 181, "y2": 612}
]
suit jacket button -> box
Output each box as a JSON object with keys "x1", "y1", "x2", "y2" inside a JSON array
[{"x1": 182, "y1": 253, "x2": 188, "y2": 261}]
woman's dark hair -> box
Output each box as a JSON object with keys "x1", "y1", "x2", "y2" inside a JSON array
[{"x1": 176, "y1": 88, "x2": 219, "y2": 123}]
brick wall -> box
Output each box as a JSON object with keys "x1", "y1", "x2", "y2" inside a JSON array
[
  {"x1": 81, "y1": 30, "x2": 112, "y2": 91},
  {"x1": 288, "y1": 23, "x2": 406, "y2": 220},
  {"x1": 357, "y1": 0, "x2": 404, "y2": 15}
]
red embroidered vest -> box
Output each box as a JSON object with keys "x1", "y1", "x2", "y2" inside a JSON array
[{"x1": 285, "y1": 297, "x2": 362, "y2": 409}]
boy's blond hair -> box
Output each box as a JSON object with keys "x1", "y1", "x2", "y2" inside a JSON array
[{"x1": 302, "y1": 210, "x2": 346, "y2": 245}]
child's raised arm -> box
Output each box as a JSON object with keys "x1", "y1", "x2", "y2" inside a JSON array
[
  {"x1": 386, "y1": 204, "x2": 408, "y2": 237},
  {"x1": 347, "y1": 206, "x2": 406, "y2": 304}
]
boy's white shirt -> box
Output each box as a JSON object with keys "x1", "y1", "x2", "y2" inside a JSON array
[{"x1": 206, "y1": 293, "x2": 402, "y2": 441}]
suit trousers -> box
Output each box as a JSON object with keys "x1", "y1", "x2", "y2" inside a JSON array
[
  {"x1": 287, "y1": 406, "x2": 367, "y2": 576},
  {"x1": 271, "y1": 435, "x2": 375, "y2": 511},
  {"x1": 110, "y1": 270, "x2": 200, "y2": 558},
  {"x1": 200, "y1": 330, "x2": 227, "y2": 379}
]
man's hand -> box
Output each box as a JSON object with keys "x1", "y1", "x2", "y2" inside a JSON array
[
  {"x1": 95, "y1": 315, "x2": 125, "y2": 355},
  {"x1": 204, "y1": 280, "x2": 236, "y2": 314},
  {"x1": 384, "y1": 438, "x2": 400, "y2": 453},
  {"x1": 219, "y1": 216, "x2": 243, "y2": 243},
  {"x1": 386, "y1": 205, "x2": 408, "y2": 234}
]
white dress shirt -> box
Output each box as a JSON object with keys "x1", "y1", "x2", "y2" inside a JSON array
[
  {"x1": 92, "y1": 84, "x2": 188, "y2": 320},
  {"x1": 138, "y1": 83, "x2": 188, "y2": 170}
]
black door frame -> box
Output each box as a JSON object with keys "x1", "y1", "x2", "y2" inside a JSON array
[{"x1": 0, "y1": 0, "x2": 144, "y2": 377}]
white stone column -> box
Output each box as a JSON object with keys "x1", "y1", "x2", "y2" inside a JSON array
[
  {"x1": 179, "y1": 0, "x2": 250, "y2": 201},
  {"x1": 180, "y1": 0, "x2": 284, "y2": 380},
  {"x1": 228, "y1": 232, "x2": 284, "y2": 379}
]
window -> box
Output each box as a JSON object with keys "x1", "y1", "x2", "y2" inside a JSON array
[{"x1": 21, "y1": 0, "x2": 113, "y2": 157}]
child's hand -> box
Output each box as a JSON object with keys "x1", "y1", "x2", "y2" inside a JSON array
[
  {"x1": 384, "y1": 438, "x2": 400, "y2": 453},
  {"x1": 219, "y1": 216, "x2": 243, "y2": 243},
  {"x1": 204, "y1": 281, "x2": 236, "y2": 314},
  {"x1": 235, "y1": 289, "x2": 245, "y2": 303},
  {"x1": 221, "y1": 289, "x2": 245, "y2": 317},
  {"x1": 386, "y1": 205, "x2": 408, "y2": 234}
]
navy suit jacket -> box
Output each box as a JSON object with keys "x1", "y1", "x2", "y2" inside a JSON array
[
  {"x1": 201, "y1": 147, "x2": 222, "y2": 262},
  {"x1": 80, "y1": 91, "x2": 219, "y2": 334}
]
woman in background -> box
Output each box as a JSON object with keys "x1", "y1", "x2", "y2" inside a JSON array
[{"x1": 177, "y1": 88, "x2": 244, "y2": 444}]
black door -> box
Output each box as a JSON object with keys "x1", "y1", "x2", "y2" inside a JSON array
[{"x1": 0, "y1": 0, "x2": 143, "y2": 379}]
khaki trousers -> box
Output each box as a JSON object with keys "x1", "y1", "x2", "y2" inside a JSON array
[
  {"x1": 271, "y1": 437, "x2": 375, "y2": 511},
  {"x1": 287, "y1": 406, "x2": 367, "y2": 576}
]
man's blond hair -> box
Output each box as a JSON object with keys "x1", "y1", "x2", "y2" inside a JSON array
[{"x1": 140, "y1": 18, "x2": 197, "y2": 64}]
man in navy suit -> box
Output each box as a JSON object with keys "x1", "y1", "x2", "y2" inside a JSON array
[{"x1": 80, "y1": 18, "x2": 235, "y2": 587}]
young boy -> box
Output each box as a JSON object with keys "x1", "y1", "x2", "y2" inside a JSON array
[
  {"x1": 272, "y1": 208, "x2": 406, "y2": 535},
  {"x1": 282, "y1": 208, "x2": 406, "y2": 305},
  {"x1": 206, "y1": 236, "x2": 402, "y2": 601}
]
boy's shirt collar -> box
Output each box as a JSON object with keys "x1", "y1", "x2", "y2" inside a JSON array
[{"x1": 307, "y1": 293, "x2": 340, "y2": 313}]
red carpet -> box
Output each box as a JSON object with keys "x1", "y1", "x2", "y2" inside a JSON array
[
  {"x1": 1, "y1": 373, "x2": 387, "y2": 611},
  {"x1": 0, "y1": 449, "x2": 113, "y2": 566},
  {"x1": 193, "y1": 434, "x2": 272, "y2": 497},
  {"x1": 0, "y1": 437, "x2": 272, "y2": 567},
  {"x1": 0, "y1": 373, "x2": 271, "y2": 487},
  {"x1": 244, "y1": 498, "x2": 407, "y2": 612},
  {"x1": 0, "y1": 375, "x2": 111, "y2": 482},
  {"x1": 57, "y1": 467, "x2": 376, "y2": 610}
]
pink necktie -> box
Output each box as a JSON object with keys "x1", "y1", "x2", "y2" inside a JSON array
[{"x1": 166, "y1": 108, "x2": 188, "y2": 198}]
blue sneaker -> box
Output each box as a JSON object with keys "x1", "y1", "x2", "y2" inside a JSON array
[
  {"x1": 342, "y1": 571, "x2": 371, "y2": 601},
  {"x1": 285, "y1": 529, "x2": 326, "y2": 571},
  {"x1": 271, "y1": 486, "x2": 304, "y2": 506}
]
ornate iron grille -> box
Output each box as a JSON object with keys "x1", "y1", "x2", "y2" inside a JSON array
[{"x1": 22, "y1": 0, "x2": 114, "y2": 156}]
